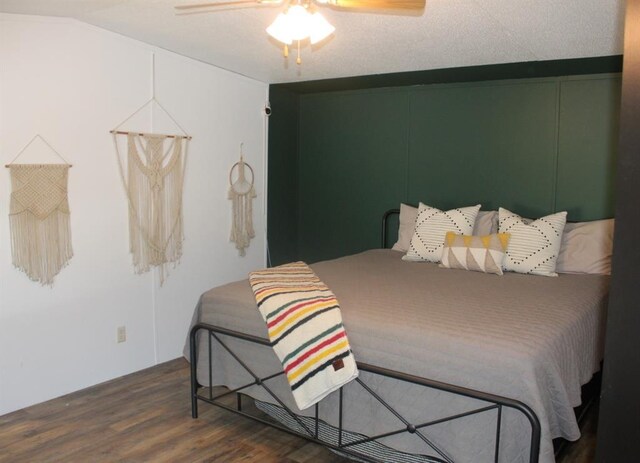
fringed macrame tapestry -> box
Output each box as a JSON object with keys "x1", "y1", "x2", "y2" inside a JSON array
[
  {"x1": 229, "y1": 155, "x2": 256, "y2": 256},
  {"x1": 9, "y1": 164, "x2": 73, "y2": 286},
  {"x1": 114, "y1": 133, "x2": 189, "y2": 285}
]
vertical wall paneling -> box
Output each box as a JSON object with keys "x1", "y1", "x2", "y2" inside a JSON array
[
  {"x1": 151, "y1": 53, "x2": 268, "y2": 363},
  {"x1": 267, "y1": 87, "x2": 300, "y2": 266},
  {"x1": 297, "y1": 89, "x2": 409, "y2": 263},
  {"x1": 556, "y1": 76, "x2": 622, "y2": 220},
  {"x1": 407, "y1": 81, "x2": 558, "y2": 216},
  {"x1": 268, "y1": 74, "x2": 621, "y2": 264}
]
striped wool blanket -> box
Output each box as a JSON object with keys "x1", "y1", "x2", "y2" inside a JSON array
[{"x1": 249, "y1": 262, "x2": 358, "y2": 410}]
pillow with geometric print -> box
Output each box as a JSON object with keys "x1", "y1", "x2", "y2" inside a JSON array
[
  {"x1": 498, "y1": 208, "x2": 567, "y2": 277},
  {"x1": 440, "y1": 232, "x2": 511, "y2": 275},
  {"x1": 403, "y1": 203, "x2": 481, "y2": 263}
]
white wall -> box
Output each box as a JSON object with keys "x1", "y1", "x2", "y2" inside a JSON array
[{"x1": 0, "y1": 13, "x2": 269, "y2": 415}]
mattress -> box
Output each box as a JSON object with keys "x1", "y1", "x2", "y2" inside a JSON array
[{"x1": 188, "y1": 249, "x2": 609, "y2": 463}]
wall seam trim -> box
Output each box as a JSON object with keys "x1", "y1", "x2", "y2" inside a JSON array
[
  {"x1": 405, "y1": 89, "x2": 411, "y2": 203},
  {"x1": 150, "y1": 51, "x2": 159, "y2": 365},
  {"x1": 552, "y1": 79, "x2": 562, "y2": 213}
]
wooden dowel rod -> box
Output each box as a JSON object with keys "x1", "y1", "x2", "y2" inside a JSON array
[
  {"x1": 110, "y1": 130, "x2": 192, "y2": 140},
  {"x1": 6, "y1": 164, "x2": 72, "y2": 168}
]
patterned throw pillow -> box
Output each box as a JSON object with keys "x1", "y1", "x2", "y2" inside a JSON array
[
  {"x1": 498, "y1": 208, "x2": 567, "y2": 277},
  {"x1": 440, "y1": 232, "x2": 511, "y2": 275},
  {"x1": 403, "y1": 203, "x2": 481, "y2": 263}
]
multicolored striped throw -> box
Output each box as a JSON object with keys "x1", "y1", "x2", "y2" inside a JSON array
[{"x1": 249, "y1": 262, "x2": 358, "y2": 410}]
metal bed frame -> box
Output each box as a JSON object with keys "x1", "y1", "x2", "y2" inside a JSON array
[{"x1": 190, "y1": 209, "x2": 542, "y2": 463}]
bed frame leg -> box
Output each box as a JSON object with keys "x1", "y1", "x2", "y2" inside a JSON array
[{"x1": 190, "y1": 325, "x2": 199, "y2": 419}]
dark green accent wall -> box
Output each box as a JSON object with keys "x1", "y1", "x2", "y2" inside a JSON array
[
  {"x1": 267, "y1": 86, "x2": 299, "y2": 265},
  {"x1": 268, "y1": 65, "x2": 622, "y2": 265},
  {"x1": 407, "y1": 80, "x2": 559, "y2": 218},
  {"x1": 556, "y1": 77, "x2": 621, "y2": 219},
  {"x1": 298, "y1": 90, "x2": 409, "y2": 263}
]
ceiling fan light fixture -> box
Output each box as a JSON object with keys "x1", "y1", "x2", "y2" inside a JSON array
[
  {"x1": 265, "y1": 2, "x2": 336, "y2": 64},
  {"x1": 309, "y1": 12, "x2": 335, "y2": 44},
  {"x1": 266, "y1": 4, "x2": 335, "y2": 45},
  {"x1": 181, "y1": 0, "x2": 426, "y2": 64}
]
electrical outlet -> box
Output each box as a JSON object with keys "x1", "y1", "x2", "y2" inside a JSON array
[{"x1": 117, "y1": 326, "x2": 126, "y2": 343}]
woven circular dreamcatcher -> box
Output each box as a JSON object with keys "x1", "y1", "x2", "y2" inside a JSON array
[{"x1": 228, "y1": 144, "x2": 256, "y2": 256}]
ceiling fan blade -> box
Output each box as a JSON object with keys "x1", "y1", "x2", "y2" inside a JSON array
[
  {"x1": 324, "y1": 0, "x2": 425, "y2": 10},
  {"x1": 175, "y1": 0, "x2": 280, "y2": 10}
]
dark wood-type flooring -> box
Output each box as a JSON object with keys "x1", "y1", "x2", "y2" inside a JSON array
[{"x1": 0, "y1": 358, "x2": 597, "y2": 463}]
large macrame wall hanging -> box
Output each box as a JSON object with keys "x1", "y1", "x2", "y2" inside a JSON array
[
  {"x1": 5, "y1": 135, "x2": 73, "y2": 286},
  {"x1": 112, "y1": 131, "x2": 190, "y2": 285},
  {"x1": 229, "y1": 145, "x2": 256, "y2": 257}
]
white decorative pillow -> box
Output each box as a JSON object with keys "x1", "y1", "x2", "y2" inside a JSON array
[
  {"x1": 498, "y1": 208, "x2": 567, "y2": 277},
  {"x1": 392, "y1": 203, "x2": 419, "y2": 252},
  {"x1": 556, "y1": 219, "x2": 614, "y2": 275},
  {"x1": 404, "y1": 203, "x2": 481, "y2": 262}
]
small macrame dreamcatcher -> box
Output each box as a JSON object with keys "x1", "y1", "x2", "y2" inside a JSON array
[
  {"x1": 5, "y1": 135, "x2": 74, "y2": 286},
  {"x1": 111, "y1": 75, "x2": 191, "y2": 285},
  {"x1": 229, "y1": 145, "x2": 256, "y2": 257}
]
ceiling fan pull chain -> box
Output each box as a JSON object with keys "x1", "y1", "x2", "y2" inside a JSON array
[
  {"x1": 296, "y1": 40, "x2": 301, "y2": 65},
  {"x1": 284, "y1": 44, "x2": 289, "y2": 58}
]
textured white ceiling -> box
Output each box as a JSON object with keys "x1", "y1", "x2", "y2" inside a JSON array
[{"x1": 0, "y1": 0, "x2": 625, "y2": 84}]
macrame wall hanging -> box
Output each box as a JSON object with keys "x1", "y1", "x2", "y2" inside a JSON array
[
  {"x1": 5, "y1": 135, "x2": 74, "y2": 286},
  {"x1": 229, "y1": 144, "x2": 256, "y2": 257},
  {"x1": 111, "y1": 54, "x2": 191, "y2": 285}
]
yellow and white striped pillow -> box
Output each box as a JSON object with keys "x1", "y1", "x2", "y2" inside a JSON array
[{"x1": 440, "y1": 232, "x2": 511, "y2": 275}]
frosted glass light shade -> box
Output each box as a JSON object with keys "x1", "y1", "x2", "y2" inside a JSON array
[
  {"x1": 266, "y1": 13, "x2": 293, "y2": 44},
  {"x1": 309, "y1": 12, "x2": 335, "y2": 44},
  {"x1": 287, "y1": 5, "x2": 312, "y2": 41}
]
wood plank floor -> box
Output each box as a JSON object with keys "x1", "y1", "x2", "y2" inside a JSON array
[{"x1": 0, "y1": 358, "x2": 597, "y2": 463}]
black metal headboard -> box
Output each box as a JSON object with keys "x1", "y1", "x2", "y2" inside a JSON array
[{"x1": 381, "y1": 208, "x2": 400, "y2": 249}]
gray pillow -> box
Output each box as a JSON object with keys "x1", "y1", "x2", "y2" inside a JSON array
[
  {"x1": 391, "y1": 203, "x2": 418, "y2": 252},
  {"x1": 474, "y1": 210, "x2": 498, "y2": 236},
  {"x1": 556, "y1": 219, "x2": 614, "y2": 275}
]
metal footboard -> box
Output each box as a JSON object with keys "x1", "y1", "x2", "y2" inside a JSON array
[{"x1": 190, "y1": 323, "x2": 541, "y2": 463}]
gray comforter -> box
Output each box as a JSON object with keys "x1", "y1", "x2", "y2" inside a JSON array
[{"x1": 188, "y1": 249, "x2": 609, "y2": 463}]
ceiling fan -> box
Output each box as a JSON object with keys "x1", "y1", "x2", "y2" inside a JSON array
[{"x1": 176, "y1": 0, "x2": 426, "y2": 64}]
